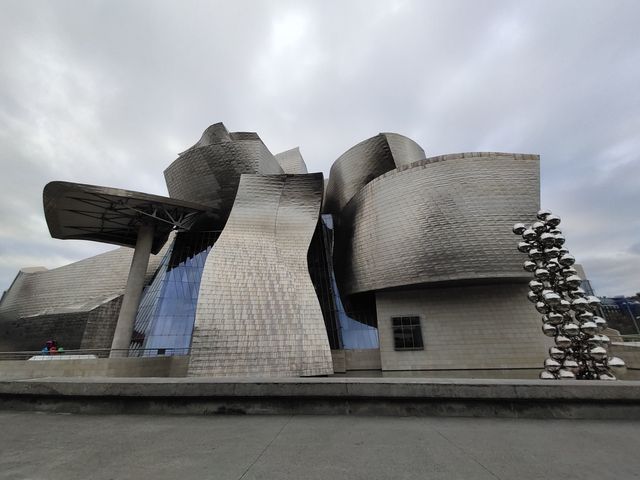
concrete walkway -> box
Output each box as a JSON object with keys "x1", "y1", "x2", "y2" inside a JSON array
[{"x1": 1, "y1": 412, "x2": 638, "y2": 480}]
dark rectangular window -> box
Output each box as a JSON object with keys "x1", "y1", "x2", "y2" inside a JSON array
[{"x1": 391, "y1": 316, "x2": 423, "y2": 351}]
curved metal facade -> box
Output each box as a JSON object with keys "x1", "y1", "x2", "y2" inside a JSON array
[
  {"x1": 334, "y1": 153, "x2": 540, "y2": 296},
  {"x1": 188, "y1": 173, "x2": 333, "y2": 377},
  {"x1": 275, "y1": 147, "x2": 308, "y2": 174},
  {"x1": 0, "y1": 246, "x2": 167, "y2": 350},
  {"x1": 164, "y1": 124, "x2": 283, "y2": 224},
  {"x1": 323, "y1": 133, "x2": 425, "y2": 214}
]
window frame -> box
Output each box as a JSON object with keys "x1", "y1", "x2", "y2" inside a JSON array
[{"x1": 391, "y1": 315, "x2": 424, "y2": 351}]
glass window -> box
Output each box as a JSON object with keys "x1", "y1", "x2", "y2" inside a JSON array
[{"x1": 391, "y1": 316, "x2": 423, "y2": 351}]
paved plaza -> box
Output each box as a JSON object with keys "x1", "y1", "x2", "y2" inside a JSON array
[{"x1": 1, "y1": 412, "x2": 639, "y2": 479}]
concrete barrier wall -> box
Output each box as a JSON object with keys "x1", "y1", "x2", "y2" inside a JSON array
[
  {"x1": 332, "y1": 350, "x2": 382, "y2": 373},
  {"x1": 0, "y1": 356, "x2": 189, "y2": 380},
  {"x1": 2, "y1": 377, "x2": 640, "y2": 419}
]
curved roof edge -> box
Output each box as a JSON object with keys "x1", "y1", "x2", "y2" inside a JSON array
[
  {"x1": 323, "y1": 132, "x2": 425, "y2": 214},
  {"x1": 43, "y1": 181, "x2": 213, "y2": 254},
  {"x1": 275, "y1": 147, "x2": 308, "y2": 174}
]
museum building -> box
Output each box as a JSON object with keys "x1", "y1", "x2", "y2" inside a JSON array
[{"x1": 0, "y1": 123, "x2": 549, "y2": 376}]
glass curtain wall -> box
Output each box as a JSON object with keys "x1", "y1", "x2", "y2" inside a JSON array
[
  {"x1": 131, "y1": 230, "x2": 220, "y2": 356},
  {"x1": 308, "y1": 215, "x2": 379, "y2": 350}
]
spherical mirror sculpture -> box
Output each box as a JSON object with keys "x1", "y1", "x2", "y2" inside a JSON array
[{"x1": 513, "y1": 210, "x2": 625, "y2": 380}]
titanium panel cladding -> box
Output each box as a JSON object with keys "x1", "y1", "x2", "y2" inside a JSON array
[
  {"x1": 323, "y1": 133, "x2": 425, "y2": 214},
  {"x1": 164, "y1": 123, "x2": 283, "y2": 223},
  {"x1": 188, "y1": 173, "x2": 333, "y2": 377},
  {"x1": 335, "y1": 153, "x2": 540, "y2": 296},
  {"x1": 0, "y1": 246, "x2": 167, "y2": 350},
  {"x1": 275, "y1": 147, "x2": 308, "y2": 174}
]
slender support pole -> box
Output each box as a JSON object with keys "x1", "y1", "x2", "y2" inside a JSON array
[{"x1": 109, "y1": 224, "x2": 154, "y2": 357}]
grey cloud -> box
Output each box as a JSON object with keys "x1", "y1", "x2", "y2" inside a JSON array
[{"x1": 1, "y1": 0, "x2": 639, "y2": 296}]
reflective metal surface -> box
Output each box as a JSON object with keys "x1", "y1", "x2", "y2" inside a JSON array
[
  {"x1": 513, "y1": 211, "x2": 626, "y2": 380},
  {"x1": 164, "y1": 123, "x2": 283, "y2": 224},
  {"x1": 274, "y1": 147, "x2": 309, "y2": 174},
  {"x1": 188, "y1": 173, "x2": 333, "y2": 377},
  {"x1": 335, "y1": 152, "x2": 540, "y2": 296},
  {"x1": 323, "y1": 132, "x2": 425, "y2": 214}
]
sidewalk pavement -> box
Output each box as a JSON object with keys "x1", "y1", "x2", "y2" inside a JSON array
[{"x1": 1, "y1": 411, "x2": 638, "y2": 480}]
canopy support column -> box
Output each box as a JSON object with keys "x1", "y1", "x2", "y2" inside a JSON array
[{"x1": 109, "y1": 223, "x2": 155, "y2": 358}]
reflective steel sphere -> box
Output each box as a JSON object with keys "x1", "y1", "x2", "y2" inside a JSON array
[
  {"x1": 548, "y1": 312, "x2": 564, "y2": 325},
  {"x1": 576, "y1": 311, "x2": 594, "y2": 322},
  {"x1": 536, "y1": 301, "x2": 550, "y2": 314},
  {"x1": 589, "y1": 346, "x2": 607, "y2": 361},
  {"x1": 554, "y1": 234, "x2": 566, "y2": 247},
  {"x1": 563, "y1": 323, "x2": 580, "y2": 337},
  {"x1": 558, "y1": 369, "x2": 576, "y2": 379},
  {"x1": 537, "y1": 209, "x2": 552, "y2": 220},
  {"x1": 540, "y1": 371, "x2": 557, "y2": 380},
  {"x1": 518, "y1": 241, "x2": 532, "y2": 253},
  {"x1": 513, "y1": 223, "x2": 527, "y2": 235},
  {"x1": 540, "y1": 232, "x2": 556, "y2": 247},
  {"x1": 565, "y1": 275, "x2": 582, "y2": 288},
  {"x1": 544, "y1": 247, "x2": 561, "y2": 259},
  {"x1": 532, "y1": 221, "x2": 546, "y2": 234},
  {"x1": 529, "y1": 248, "x2": 545, "y2": 261},
  {"x1": 535, "y1": 268, "x2": 551, "y2": 280},
  {"x1": 543, "y1": 292, "x2": 561, "y2": 306},
  {"x1": 545, "y1": 214, "x2": 561, "y2": 227},
  {"x1": 562, "y1": 358, "x2": 579, "y2": 373},
  {"x1": 593, "y1": 316, "x2": 608, "y2": 331},
  {"x1": 523, "y1": 260, "x2": 537, "y2": 272},
  {"x1": 555, "y1": 299, "x2": 571, "y2": 313},
  {"x1": 587, "y1": 335, "x2": 602, "y2": 346},
  {"x1": 599, "y1": 334, "x2": 611, "y2": 346},
  {"x1": 542, "y1": 323, "x2": 557, "y2": 337},
  {"x1": 529, "y1": 280, "x2": 544, "y2": 293},
  {"x1": 546, "y1": 260, "x2": 562, "y2": 273},
  {"x1": 586, "y1": 295, "x2": 601, "y2": 307},
  {"x1": 522, "y1": 228, "x2": 537, "y2": 241},
  {"x1": 559, "y1": 254, "x2": 576, "y2": 267},
  {"x1": 544, "y1": 358, "x2": 561, "y2": 372},
  {"x1": 555, "y1": 335, "x2": 572, "y2": 348},
  {"x1": 597, "y1": 373, "x2": 616, "y2": 381},
  {"x1": 571, "y1": 298, "x2": 589, "y2": 312},
  {"x1": 568, "y1": 287, "x2": 586, "y2": 299},
  {"x1": 561, "y1": 267, "x2": 578, "y2": 278},
  {"x1": 527, "y1": 291, "x2": 540, "y2": 303},
  {"x1": 549, "y1": 346, "x2": 566, "y2": 360},
  {"x1": 580, "y1": 321, "x2": 598, "y2": 336}
]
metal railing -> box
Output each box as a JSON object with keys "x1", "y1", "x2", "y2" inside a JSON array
[
  {"x1": 0, "y1": 347, "x2": 191, "y2": 361},
  {"x1": 619, "y1": 334, "x2": 640, "y2": 343}
]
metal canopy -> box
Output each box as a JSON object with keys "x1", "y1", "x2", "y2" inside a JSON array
[{"x1": 43, "y1": 182, "x2": 214, "y2": 254}]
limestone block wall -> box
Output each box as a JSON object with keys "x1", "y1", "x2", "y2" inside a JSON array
[
  {"x1": 376, "y1": 283, "x2": 552, "y2": 371},
  {"x1": 188, "y1": 173, "x2": 333, "y2": 377}
]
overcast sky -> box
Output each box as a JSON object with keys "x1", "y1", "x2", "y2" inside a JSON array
[{"x1": 1, "y1": 0, "x2": 639, "y2": 296}]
